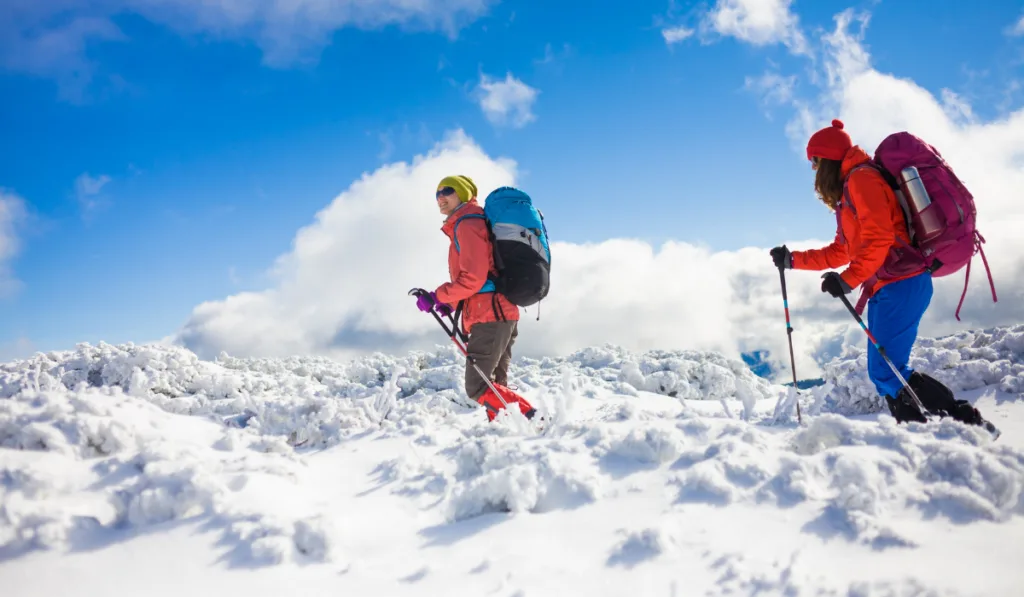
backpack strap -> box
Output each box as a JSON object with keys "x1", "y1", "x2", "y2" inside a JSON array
[
  {"x1": 452, "y1": 214, "x2": 485, "y2": 253},
  {"x1": 955, "y1": 231, "x2": 998, "y2": 321},
  {"x1": 452, "y1": 214, "x2": 496, "y2": 294},
  {"x1": 451, "y1": 300, "x2": 469, "y2": 343},
  {"x1": 841, "y1": 163, "x2": 886, "y2": 214},
  {"x1": 491, "y1": 292, "x2": 507, "y2": 322}
]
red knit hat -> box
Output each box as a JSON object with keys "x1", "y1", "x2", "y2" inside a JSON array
[{"x1": 806, "y1": 119, "x2": 852, "y2": 162}]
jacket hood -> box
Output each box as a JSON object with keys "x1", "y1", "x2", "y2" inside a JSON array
[{"x1": 841, "y1": 145, "x2": 873, "y2": 179}]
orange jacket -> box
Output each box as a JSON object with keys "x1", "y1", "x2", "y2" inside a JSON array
[
  {"x1": 792, "y1": 146, "x2": 923, "y2": 293},
  {"x1": 435, "y1": 200, "x2": 519, "y2": 334}
]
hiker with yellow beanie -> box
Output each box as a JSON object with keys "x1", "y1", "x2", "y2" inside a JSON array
[{"x1": 415, "y1": 175, "x2": 537, "y2": 422}]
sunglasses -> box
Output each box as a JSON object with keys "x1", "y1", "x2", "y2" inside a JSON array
[{"x1": 436, "y1": 186, "x2": 457, "y2": 199}]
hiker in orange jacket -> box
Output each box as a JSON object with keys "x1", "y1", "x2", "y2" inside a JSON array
[
  {"x1": 417, "y1": 175, "x2": 537, "y2": 422},
  {"x1": 770, "y1": 120, "x2": 989, "y2": 429}
]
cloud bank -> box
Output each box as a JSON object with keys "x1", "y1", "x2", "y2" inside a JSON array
[
  {"x1": 0, "y1": 0, "x2": 494, "y2": 99},
  {"x1": 176, "y1": 9, "x2": 1024, "y2": 383}
]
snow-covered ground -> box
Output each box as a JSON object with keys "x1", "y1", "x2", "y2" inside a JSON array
[{"x1": 2, "y1": 325, "x2": 1023, "y2": 596}]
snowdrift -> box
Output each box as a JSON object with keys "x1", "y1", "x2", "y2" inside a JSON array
[
  {"x1": 0, "y1": 341, "x2": 782, "y2": 448},
  {"x1": 2, "y1": 325, "x2": 1023, "y2": 596},
  {"x1": 821, "y1": 323, "x2": 1024, "y2": 414}
]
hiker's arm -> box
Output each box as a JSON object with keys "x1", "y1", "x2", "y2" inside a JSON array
[
  {"x1": 840, "y1": 173, "x2": 895, "y2": 289},
  {"x1": 435, "y1": 220, "x2": 491, "y2": 305},
  {"x1": 792, "y1": 230, "x2": 849, "y2": 271}
]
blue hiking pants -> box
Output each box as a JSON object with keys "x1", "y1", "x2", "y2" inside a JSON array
[{"x1": 865, "y1": 271, "x2": 933, "y2": 398}]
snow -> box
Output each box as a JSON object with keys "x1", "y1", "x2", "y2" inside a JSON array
[
  {"x1": 2, "y1": 327, "x2": 1023, "y2": 596},
  {"x1": 820, "y1": 323, "x2": 1024, "y2": 415}
]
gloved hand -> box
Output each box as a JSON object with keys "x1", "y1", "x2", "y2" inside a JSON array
[
  {"x1": 434, "y1": 298, "x2": 453, "y2": 317},
  {"x1": 415, "y1": 292, "x2": 436, "y2": 313},
  {"x1": 770, "y1": 245, "x2": 792, "y2": 269},
  {"x1": 820, "y1": 271, "x2": 852, "y2": 297},
  {"x1": 415, "y1": 291, "x2": 453, "y2": 316}
]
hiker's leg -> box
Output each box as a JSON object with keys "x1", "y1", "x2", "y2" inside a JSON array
[
  {"x1": 488, "y1": 321, "x2": 534, "y2": 418},
  {"x1": 868, "y1": 273, "x2": 934, "y2": 399},
  {"x1": 493, "y1": 321, "x2": 518, "y2": 387},
  {"x1": 866, "y1": 293, "x2": 884, "y2": 397},
  {"x1": 465, "y1": 321, "x2": 516, "y2": 401}
]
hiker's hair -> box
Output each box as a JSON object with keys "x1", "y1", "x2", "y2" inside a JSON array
[{"x1": 813, "y1": 157, "x2": 845, "y2": 211}]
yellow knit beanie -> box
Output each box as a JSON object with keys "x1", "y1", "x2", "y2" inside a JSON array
[{"x1": 437, "y1": 175, "x2": 478, "y2": 203}]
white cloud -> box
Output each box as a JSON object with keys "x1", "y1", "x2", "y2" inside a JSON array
[
  {"x1": 74, "y1": 172, "x2": 111, "y2": 215},
  {"x1": 1011, "y1": 15, "x2": 1024, "y2": 36},
  {"x1": 175, "y1": 8, "x2": 1024, "y2": 387},
  {"x1": 940, "y1": 88, "x2": 977, "y2": 126},
  {"x1": 745, "y1": 71, "x2": 797, "y2": 105},
  {"x1": 0, "y1": 2, "x2": 131, "y2": 100},
  {"x1": 128, "y1": 0, "x2": 494, "y2": 67},
  {"x1": 662, "y1": 26, "x2": 695, "y2": 46},
  {"x1": 0, "y1": 0, "x2": 494, "y2": 97},
  {"x1": 475, "y1": 73, "x2": 539, "y2": 128},
  {"x1": 0, "y1": 189, "x2": 26, "y2": 297},
  {"x1": 701, "y1": 0, "x2": 808, "y2": 54}
]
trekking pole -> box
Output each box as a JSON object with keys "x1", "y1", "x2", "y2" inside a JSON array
[
  {"x1": 409, "y1": 289, "x2": 509, "y2": 413},
  {"x1": 777, "y1": 267, "x2": 802, "y2": 424},
  {"x1": 835, "y1": 292, "x2": 930, "y2": 417}
]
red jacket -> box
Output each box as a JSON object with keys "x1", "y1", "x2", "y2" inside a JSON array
[
  {"x1": 792, "y1": 146, "x2": 923, "y2": 293},
  {"x1": 435, "y1": 200, "x2": 519, "y2": 334}
]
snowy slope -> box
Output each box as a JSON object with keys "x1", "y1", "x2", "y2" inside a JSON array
[{"x1": 2, "y1": 327, "x2": 1023, "y2": 596}]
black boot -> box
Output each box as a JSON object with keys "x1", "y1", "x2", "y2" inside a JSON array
[
  {"x1": 907, "y1": 371, "x2": 1001, "y2": 438},
  {"x1": 909, "y1": 372, "x2": 978, "y2": 423},
  {"x1": 885, "y1": 389, "x2": 927, "y2": 424}
]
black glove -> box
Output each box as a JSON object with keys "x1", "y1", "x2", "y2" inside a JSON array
[
  {"x1": 770, "y1": 245, "x2": 792, "y2": 269},
  {"x1": 820, "y1": 271, "x2": 852, "y2": 297}
]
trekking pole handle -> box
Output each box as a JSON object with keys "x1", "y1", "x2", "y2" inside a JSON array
[
  {"x1": 409, "y1": 287, "x2": 454, "y2": 336},
  {"x1": 409, "y1": 287, "x2": 468, "y2": 343}
]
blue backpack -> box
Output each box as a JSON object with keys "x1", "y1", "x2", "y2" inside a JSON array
[{"x1": 453, "y1": 186, "x2": 551, "y2": 307}]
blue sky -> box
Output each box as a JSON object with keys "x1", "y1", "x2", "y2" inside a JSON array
[{"x1": 2, "y1": 0, "x2": 1024, "y2": 364}]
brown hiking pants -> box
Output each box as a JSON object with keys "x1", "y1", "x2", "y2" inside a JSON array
[{"x1": 464, "y1": 320, "x2": 518, "y2": 400}]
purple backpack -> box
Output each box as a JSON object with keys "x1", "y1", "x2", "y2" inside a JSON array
[{"x1": 845, "y1": 131, "x2": 997, "y2": 320}]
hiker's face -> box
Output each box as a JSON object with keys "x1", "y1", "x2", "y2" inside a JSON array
[
  {"x1": 436, "y1": 187, "x2": 461, "y2": 216},
  {"x1": 811, "y1": 156, "x2": 820, "y2": 171}
]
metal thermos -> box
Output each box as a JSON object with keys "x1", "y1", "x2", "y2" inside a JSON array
[
  {"x1": 900, "y1": 166, "x2": 931, "y2": 211},
  {"x1": 899, "y1": 166, "x2": 944, "y2": 241}
]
